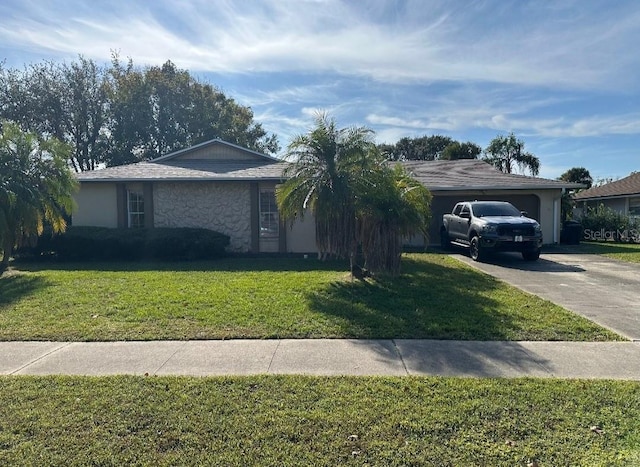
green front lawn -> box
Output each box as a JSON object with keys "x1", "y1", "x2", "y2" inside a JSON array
[
  {"x1": 579, "y1": 241, "x2": 640, "y2": 263},
  {"x1": 0, "y1": 254, "x2": 619, "y2": 341},
  {"x1": 1, "y1": 375, "x2": 638, "y2": 465}
]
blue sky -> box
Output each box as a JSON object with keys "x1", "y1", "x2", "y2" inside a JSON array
[{"x1": 0, "y1": 0, "x2": 638, "y2": 181}]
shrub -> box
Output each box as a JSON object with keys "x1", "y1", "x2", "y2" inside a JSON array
[
  {"x1": 581, "y1": 204, "x2": 640, "y2": 243},
  {"x1": 30, "y1": 226, "x2": 230, "y2": 261}
]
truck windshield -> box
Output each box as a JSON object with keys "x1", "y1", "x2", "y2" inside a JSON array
[{"x1": 472, "y1": 203, "x2": 522, "y2": 217}]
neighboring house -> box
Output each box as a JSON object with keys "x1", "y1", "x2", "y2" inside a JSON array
[
  {"x1": 73, "y1": 139, "x2": 581, "y2": 252},
  {"x1": 573, "y1": 171, "x2": 640, "y2": 220}
]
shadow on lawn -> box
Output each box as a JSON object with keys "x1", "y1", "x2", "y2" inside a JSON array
[
  {"x1": 0, "y1": 272, "x2": 48, "y2": 306},
  {"x1": 306, "y1": 256, "x2": 514, "y2": 340}
]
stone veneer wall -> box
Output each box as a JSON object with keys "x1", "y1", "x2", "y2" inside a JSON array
[{"x1": 153, "y1": 181, "x2": 251, "y2": 252}]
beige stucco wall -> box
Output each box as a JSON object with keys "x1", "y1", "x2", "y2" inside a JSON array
[
  {"x1": 286, "y1": 213, "x2": 318, "y2": 253},
  {"x1": 72, "y1": 183, "x2": 118, "y2": 228},
  {"x1": 154, "y1": 181, "x2": 251, "y2": 252}
]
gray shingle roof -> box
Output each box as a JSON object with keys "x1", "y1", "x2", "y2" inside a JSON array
[
  {"x1": 76, "y1": 159, "x2": 289, "y2": 182},
  {"x1": 77, "y1": 156, "x2": 579, "y2": 191},
  {"x1": 399, "y1": 160, "x2": 581, "y2": 191},
  {"x1": 573, "y1": 171, "x2": 640, "y2": 200}
]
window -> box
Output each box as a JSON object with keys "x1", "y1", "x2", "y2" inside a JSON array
[
  {"x1": 127, "y1": 190, "x2": 145, "y2": 228},
  {"x1": 259, "y1": 190, "x2": 279, "y2": 238},
  {"x1": 630, "y1": 197, "x2": 640, "y2": 218}
]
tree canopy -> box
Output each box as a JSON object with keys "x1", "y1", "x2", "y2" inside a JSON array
[
  {"x1": 558, "y1": 167, "x2": 593, "y2": 221},
  {"x1": 380, "y1": 135, "x2": 454, "y2": 161},
  {"x1": 0, "y1": 56, "x2": 279, "y2": 171},
  {"x1": 558, "y1": 167, "x2": 593, "y2": 189},
  {"x1": 0, "y1": 122, "x2": 78, "y2": 271},
  {"x1": 483, "y1": 133, "x2": 540, "y2": 176},
  {"x1": 277, "y1": 114, "x2": 431, "y2": 275},
  {"x1": 440, "y1": 141, "x2": 482, "y2": 160},
  {"x1": 379, "y1": 135, "x2": 481, "y2": 162}
]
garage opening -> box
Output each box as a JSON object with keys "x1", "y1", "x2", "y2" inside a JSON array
[{"x1": 427, "y1": 194, "x2": 540, "y2": 245}]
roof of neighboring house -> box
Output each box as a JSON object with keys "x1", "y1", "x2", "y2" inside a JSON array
[
  {"x1": 399, "y1": 159, "x2": 582, "y2": 191},
  {"x1": 573, "y1": 171, "x2": 640, "y2": 200}
]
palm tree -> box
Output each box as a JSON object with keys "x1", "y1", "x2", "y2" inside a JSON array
[
  {"x1": 276, "y1": 113, "x2": 375, "y2": 271},
  {"x1": 0, "y1": 122, "x2": 78, "y2": 271},
  {"x1": 356, "y1": 163, "x2": 431, "y2": 275},
  {"x1": 483, "y1": 133, "x2": 540, "y2": 176},
  {"x1": 277, "y1": 113, "x2": 432, "y2": 276}
]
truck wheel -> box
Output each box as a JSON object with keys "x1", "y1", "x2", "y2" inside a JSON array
[
  {"x1": 469, "y1": 236, "x2": 484, "y2": 261},
  {"x1": 440, "y1": 228, "x2": 451, "y2": 251},
  {"x1": 522, "y1": 249, "x2": 541, "y2": 261}
]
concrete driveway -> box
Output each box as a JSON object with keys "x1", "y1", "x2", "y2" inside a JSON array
[{"x1": 453, "y1": 250, "x2": 640, "y2": 341}]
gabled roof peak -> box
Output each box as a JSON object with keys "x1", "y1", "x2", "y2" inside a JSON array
[{"x1": 153, "y1": 138, "x2": 278, "y2": 162}]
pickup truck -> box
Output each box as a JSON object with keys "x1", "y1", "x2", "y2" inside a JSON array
[{"x1": 441, "y1": 201, "x2": 543, "y2": 261}]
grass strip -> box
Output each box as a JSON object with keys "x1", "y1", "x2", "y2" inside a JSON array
[
  {"x1": 0, "y1": 375, "x2": 638, "y2": 465},
  {"x1": 578, "y1": 241, "x2": 640, "y2": 264}
]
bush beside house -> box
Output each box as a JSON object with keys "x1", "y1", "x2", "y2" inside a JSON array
[
  {"x1": 580, "y1": 204, "x2": 640, "y2": 243},
  {"x1": 27, "y1": 227, "x2": 230, "y2": 261}
]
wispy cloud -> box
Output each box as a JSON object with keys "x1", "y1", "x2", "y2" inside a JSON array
[
  {"x1": 1, "y1": 0, "x2": 638, "y2": 180},
  {"x1": 1, "y1": 0, "x2": 638, "y2": 90}
]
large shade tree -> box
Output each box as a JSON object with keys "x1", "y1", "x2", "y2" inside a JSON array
[
  {"x1": 0, "y1": 58, "x2": 109, "y2": 172},
  {"x1": 105, "y1": 58, "x2": 280, "y2": 166},
  {"x1": 0, "y1": 122, "x2": 77, "y2": 271},
  {"x1": 277, "y1": 114, "x2": 431, "y2": 275},
  {"x1": 483, "y1": 133, "x2": 540, "y2": 176},
  {"x1": 0, "y1": 56, "x2": 280, "y2": 171}
]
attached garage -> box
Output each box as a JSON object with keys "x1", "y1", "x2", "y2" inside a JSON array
[
  {"x1": 429, "y1": 193, "x2": 540, "y2": 243},
  {"x1": 401, "y1": 160, "x2": 580, "y2": 246}
]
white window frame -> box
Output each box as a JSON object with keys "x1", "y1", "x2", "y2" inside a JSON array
[
  {"x1": 629, "y1": 197, "x2": 640, "y2": 218},
  {"x1": 259, "y1": 190, "x2": 279, "y2": 238},
  {"x1": 127, "y1": 190, "x2": 145, "y2": 228}
]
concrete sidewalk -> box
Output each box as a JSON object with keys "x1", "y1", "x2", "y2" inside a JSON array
[{"x1": 2, "y1": 339, "x2": 639, "y2": 380}]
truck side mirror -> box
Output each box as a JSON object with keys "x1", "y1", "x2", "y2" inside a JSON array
[
  {"x1": 520, "y1": 211, "x2": 528, "y2": 217},
  {"x1": 460, "y1": 211, "x2": 470, "y2": 219}
]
